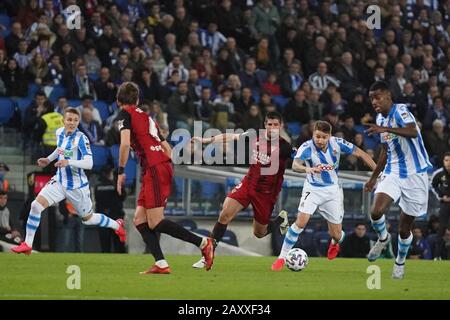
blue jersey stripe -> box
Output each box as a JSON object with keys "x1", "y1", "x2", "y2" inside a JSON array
[
  {"x1": 385, "y1": 149, "x2": 392, "y2": 174},
  {"x1": 306, "y1": 159, "x2": 316, "y2": 183},
  {"x1": 65, "y1": 133, "x2": 77, "y2": 189},
  {"x1": 327, "y1": 142, "x2": 338, "y2": 175},
  {"x1": 406, "y1": 138, "x2": 422, "y2": 173},
  {"x1": 392, "y1": 138, "x2": 408, "y2": 178},
  {"x1": 417, "y1": 133, "x2": 432, "y2": 168},
  {"x1": 57, "y1": 131, "x2": 65, "y2": 185},
  {"x1": 77, "y1": 146, "x2": 83, "y2": 187},
  {"x1": 316, "y1": 149, "x2": 333, "y2": 184}
]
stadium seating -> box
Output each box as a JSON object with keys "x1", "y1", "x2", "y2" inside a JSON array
[
  {"x1": 286, "y1": 122, "x2": 302, "y2": 138},
  {"x1": 92, "y1": 100, "x2": 110, "y2": 121},
  {"x1": 28, "y1": 83, "x2": 40, "y2": 98},
  {"x1": 272, "y1": 95, "x2": 289, "y2": 112},
  {"x1": 11, "y1": 97, "x2": 32, "y2": 123},
  {"x1": 0, "y1": 98, "x2": 15, "y2": 125},
  {"x1": 0, "y1": 14, "x2": 11, "y2": 37},
  {"x1": 67, "y1": 99, "x2": 82, "y2": 107},
  {"x1": 109, "y1": 144, "x2": 136, "y2": 186},
  {"x1": 91, "y1": 145, "x2": 110, "y2": 172},
  {"x1": 48, "y1": 86, "x2": 67, "y2": 103}
]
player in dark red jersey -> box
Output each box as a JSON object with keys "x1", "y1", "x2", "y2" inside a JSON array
[
  {"x1": 115, "y1": 82, "x2": 215, "y2": 273},
  {"x1": 191, "y1": 111, "x2": 291, "y2": 268}
]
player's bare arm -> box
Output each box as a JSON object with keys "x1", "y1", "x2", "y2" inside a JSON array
[
  {"x1": 352, "y1": 147, "x2": 377, "y2": 171},
  {"x1": 161, "y1": 140, "x2": 172, "y2": 159},
  {"x1": 191, "y1": 133, "x2": 240, "y2": 144},
  {"x1": 292, "y1": 159, "x2": 322, "y2": 174},
  {"x1": 365, "y1": 122, "x2": 418, "y2": 138},
  {"x1": 117, "y1": 128, "x2": 131, "y2": 195},
  {"x1": 38, "y1": 148, "x2": 59, "y2": 168},
  {"x1": 364, "y1": 144, "x2": 388, "y2": 192}
]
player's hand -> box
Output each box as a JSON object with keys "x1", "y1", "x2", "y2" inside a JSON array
[
  {"x1": 191, "y1": 136, "x2": 206, "y2": 144},
  {"x1": 443, "y1": 195, "x2": 450, "y2": 202},
  {"x1": 305, "y1": 167, "x2": 322, "y2": 174},
  {"x1": 364, "y1": 178, "x2": 377, "y2": 192},
  {"x1": 54, "y1": 159, "x2": 69, "y2": 168},
  {"x1": 37, "y1": 158, "x2": 50, "y2": 167},
  {"x1": 117, "y1": 174, "x2": 126, "y2": 195},
  {"x1": 364, "y1": 123, "x2": 387, "y2": 136}
]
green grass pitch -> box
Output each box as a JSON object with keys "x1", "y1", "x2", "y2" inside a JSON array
[{"x1": 1, "y1": 253, "x2": 449, "y2": 300}]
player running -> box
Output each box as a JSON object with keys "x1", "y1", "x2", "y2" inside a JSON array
[
  {"x1": 115, "y1": 82, "x2": 215, "y2": 273},
  {"x1": 191, "y1": 111, "x2": 292, "y2": 269},
  {"x1": 11, "y1": 108, "x2": 126, "y2": 255},
  {"x1": 364, "y1": 80, "x2": 432, "y2": 279},
  {"x1": 271, "y1": 120, "x2": 376, "y2": 270}
]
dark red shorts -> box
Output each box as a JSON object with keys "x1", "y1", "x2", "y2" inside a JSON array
[
  {"x1": 227, "y1": 179, "x2": 276, "y2": 225},
  {"x1": 138, "y1": 161, "x2": 173, "y2": 209}
]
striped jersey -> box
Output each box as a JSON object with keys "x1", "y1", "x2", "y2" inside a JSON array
[
  {"x1": 295, "y1": 136, "x2": 355, "y2": 187},
  {"x1": 376, "y1": 104, "x2": 432, "y2": 178},
  {"x1": 55, "y1": 128, "x2": 92, "y2": 189}
]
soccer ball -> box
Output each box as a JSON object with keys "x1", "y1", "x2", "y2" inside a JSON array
[{"x1": 285, "y1": 248, "x2": 308, "y2": 272}]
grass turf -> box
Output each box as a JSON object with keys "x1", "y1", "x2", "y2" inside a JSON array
[{"x1": 0, "y1": 253, "x2": 449, "y2": 300}]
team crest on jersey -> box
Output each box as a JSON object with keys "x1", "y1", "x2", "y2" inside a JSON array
[
  {"x1": 401, "y1": 112, "x2": 409, "y2": 120},
  {"x1": 57, "y1": 148, "x2": 73, "y2": 157}
]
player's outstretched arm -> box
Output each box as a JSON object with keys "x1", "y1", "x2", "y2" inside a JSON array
[
  {"x1": 55, "y1": 155, "x2": 93, "y2": 170},
  {"x1": 352, "y1": 147, "x2": 377, "y2": 171},
  {"x1": 364, "y1": 145, "x2": 387, "y2": 192},
  {"x1": 292, "y1": 159, "x2": 321, "y2": 174},
  {"x1": 37, "y1": 148, "x2": 58, "y2": 167},
  {"x1": 161, "y1": 140, "x2": 172, "y2": 159},
  {"x1": 365, "y1": 123, "x2": 418, "y2": 138},
  {"x1": 191, "y1": 133, "x2": 240, "y2": 144}
]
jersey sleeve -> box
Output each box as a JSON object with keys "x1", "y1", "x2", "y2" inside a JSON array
[
  {"x1": 376, "y1": 114, "x2": 388, "y2": 144},
  {"x1": 78, "y1": 134, "x2": 92, "y2": 157},
  {"x1": 116, "y1": 109, "x2": 131, "y2": 131},
  {"x1": 394, "y1": 104, "x2": 416, "y2": 127},
  {"x1": 334, "y1": 137, "x2": 355, "y2": 155},
  {"x1": 294, "y1": 142, "x2": 311, "y2": 161}
]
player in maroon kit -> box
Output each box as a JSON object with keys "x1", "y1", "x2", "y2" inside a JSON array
[
  {"x1": 115, "y1": 82, "x2": 215, "y2": 273},
  {"x1": 191, "y1": 111, "x2": 291, "y2": 268}
]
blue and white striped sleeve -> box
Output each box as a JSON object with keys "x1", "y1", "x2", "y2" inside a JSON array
[
  {"x1": 335, "y1": 137, "x2": 355, "y2": 155},
  {"x1": 294, "y1": 142, "x2": 311, "y2": 161},
  {"x1": 394, "y1": 104, "x2": 415, "y2": 127},
  {"x1": 78, "y1": 134, "x2": 92, "y2": 157}
]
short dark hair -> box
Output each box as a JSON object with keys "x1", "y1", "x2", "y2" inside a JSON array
[
  {"x1": 313, "y1": 120, "x2": 332, "y2": 134},
  {"x1": 444, "y1": 151, "x2": 450, "y2": 158},
  {"x1": 117, "y1": 82, "x2": 139, "y2": 105},
  {"x1": 64, "y1": 107, "x2": 80, "y2": 118},
  {"x1": 0, "y1": 190, "x2": 7, "y2": 196},
  {"x1": 265, "y1": 111, "x2": 283, "y2": 123},
  {"x1": 355, "y1": 222, "x2": 366, "y2": 228},
  {"x1": 369, "y1": 80, "x2": 390, "y2": 92}
]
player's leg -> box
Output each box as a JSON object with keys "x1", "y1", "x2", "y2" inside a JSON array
[
  {"x1": 12, "y1": 178, "x2": 64, "y2": 254},
  {"x1": 326, "y1": 222, "x2": 345, "y2": 260},
  {"x1": 146, "y1": 206, "x2": 215, "y2": 270},
  {"x1": 320, "y1": 187, "x2": 345, "y2": 260},
  {"x1": 392, "y1": 211, "x2": 414, "y2": 279},
  {"x1": 133, "y1": 206, "x2": 170, "y2": 274}
]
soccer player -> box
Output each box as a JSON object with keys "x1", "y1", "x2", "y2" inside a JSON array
[
  {"x1": 11, "y1": 108, "x2": 126, "y2": 255},
  {"x1": 115, "y1": 82, "x2": 215, "y2": 273},
  {"x1": 191, "y1": 111, "x2": 292, "y2": 268},
  {"x1": 364, "y1": 80, "x2": 432, "y2": 279},
  {"x1": 271, "y1": 120, "x2": 376, "y2": 271}
]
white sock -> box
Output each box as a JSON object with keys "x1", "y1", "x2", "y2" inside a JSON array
[
  {"x1": 199, "y1": 237, "x2": 207, "y2": 249},
  {"x1": 155, "y1": 259, "x2": 169, "y2": 268},
  {"x1": 331, "y1": 231, "x2": 345, "y2": 245},
  {"x1": 25, "y1": 200, "x2": 45, "y2": 247},
  {"x1": 82, "y1": 213, "x2": 119, "y2": 230},
  {"x1": 396, "y1": 232, "x2": 413, "y2": 265},
  {"x1": 279, "y1": 223, "x2": 304, "y2": 259}
]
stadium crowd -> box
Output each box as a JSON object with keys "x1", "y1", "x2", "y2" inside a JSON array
[{"x1": 0, "y1": 0, "x2": 450, "y2": 258}]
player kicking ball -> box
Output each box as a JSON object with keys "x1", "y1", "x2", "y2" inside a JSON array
[
  {"x1": 271, "y1": 120, "x2": 376, "y2": 271},
  {"x1": 364, "y1": 81, "x2": 432, "y2": 279},
  {"x1": 11, "y1": 108, "x2": 126, "y2": 255},
  {"x1": 191, "y1": 111, "x2": 292, "y2": 269},
  {"x1": 115, "y1": 82, "x2": 215, "y2": 273}
]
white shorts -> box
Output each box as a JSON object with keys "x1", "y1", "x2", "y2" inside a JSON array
[
  {"x1": 298, "y1": 183, "x2": 344, "y2": 224},
  {"x1": 375, "y1": 172, "x2": 429, "y2": 217},
  {"x1": 39, "y1": 176, "x2": 93, "y2": 218}
]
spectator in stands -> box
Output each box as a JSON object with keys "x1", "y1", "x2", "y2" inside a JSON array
[
  {"x1": 389, "y1": 63, "x2": 408, "y2": 101},
  {"x1": 341, "y1": 115, "x2": 357, "y2": 143},
  {"x1": 341, "y1": 223, "x2": 371, "y2": 258},
  {"x1": 104, "y1": 118, "x2": 121, "y2": 147},
  {"x1": 425, "y1": 119, "x2": 449, "y2": 164},
  {"x1": 160, "y1": 54, "x2": 189, "y2": 85},
  {"x1": 194, "y1": 87, "x2": 214, "y2": 129},
  {"x1": 200, "y1": 22, "x2": 227, "y2": 57},
  {"x1": 251, "y1": 37, "x2": 275, "y2": 71},
  {"x1": 240, "y1": 104, "x2": 264, "y2": 132},
  {"x1": 5, "y1": 21, "x2": 24, "y2": 56},
  {"x1": 95, "y1": 167, "x2": 126, "y2": 253},
  {"x1": 137, "y1": 67, "x2": 161, "y2": 102},
  {"x1": 76, "y1": 95, "x2": 102, "y2": 126},
  {"x1": 306, "y1": 89, "x2": 325, "y2": 121},
  {"x1": 93, "y1": 67, "x2": 116, "y2": 104},
  {"x1": 27, "y1": 52, "x2": 48, "y2": 85},
  {"x1": 409, "y1": 226, "x2": 432, "y2": 260},
  {"x1": 212, "y1": 86, "x2": 236, "y2": 131},
  {"x1": 84, "y1": 47, "x2": 102, "y2": 77},
  {"x1": 79, "y1": 108, "x2": 104, "y2": 146},
  {"x1": 425, "y1": 96, "x2": 450, "y2": 130},
  {"x1": 334, "y1": 51, "x2": 361, "y2": 100},
  {"x1": 308, "y1": 62, "x2": 340, "y2": 94},
  {"x1": 24, "y1": 91, "x2": 52, "y2": 140},
  {"x1": 262, "y1": 72, "x2": 281, "y2": 96},
  {"x1": 46, "y1": 53, "x2": 64, "y2": 86},
  {"x1": 0, "y1": 162, "x2": 10, "y2": 193},
  {"x1": 235, "y1": 86, "x2": 255, "y2": 116},
  {"x1": 1, "y1": 58, "x2": 28, "y2": 97},
  {"x1": 167, "y1": 81, "x2": 195, "y2": 131},
  {"x1": 187, "y1": 68, "x2": 202, "y2": 101},
  {"x1": 238, "y1": 57, "x2": 265, "y2": 95},
  {"x1": 280, "y1": 59, "x2": 303, "y2": 98},
  {"x1": 305, "y1": 37, "x2": 329, "y2": 76},
  {"x1": 54, "y1": 96, "x2": 68, "y2": 115},
  {"x1": 17, "y1": 0, "x2": 42, "y2": 31},
  {"x1": 284, "y1": 89, "x2": 310, "y2": 123},
  {"x1": 0, "y1": 191, "x2": 22, "y2": 246},
  {"x1": 67, "y1": 64, "x2": 95, "y2": 99},
  {"x1": 148, "y1": 100, "x2": 168, "y2": 129},
  {"x1": 216, "y1": 47, "x2": 238, "y2": 80},
  {"x1": 13, "y1": 39, "x2": 31, "y2": 71}
]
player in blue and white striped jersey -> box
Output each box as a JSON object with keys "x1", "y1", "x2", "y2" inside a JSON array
[
  {"x1": 364, "y1": 81, "x2": 433, "y2": 279},
  {"x1": 12, "y1": 108, "x2": 126, "y2": 255},
  {"x1": 271, "y1": 121, "x2": 376, "y2": 271}
]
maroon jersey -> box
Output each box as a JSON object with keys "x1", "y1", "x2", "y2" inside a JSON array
[
  {"x1": 116, "y1": 106, "x2": 170, "y2": 169},
  {"x1": 240, "y1": 132, "x2": 292, "y2": 199}
]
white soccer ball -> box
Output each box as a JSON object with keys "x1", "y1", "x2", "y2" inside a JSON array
[{"x1": 285, "y1": 248, "x2": 308, "y2": 272}]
